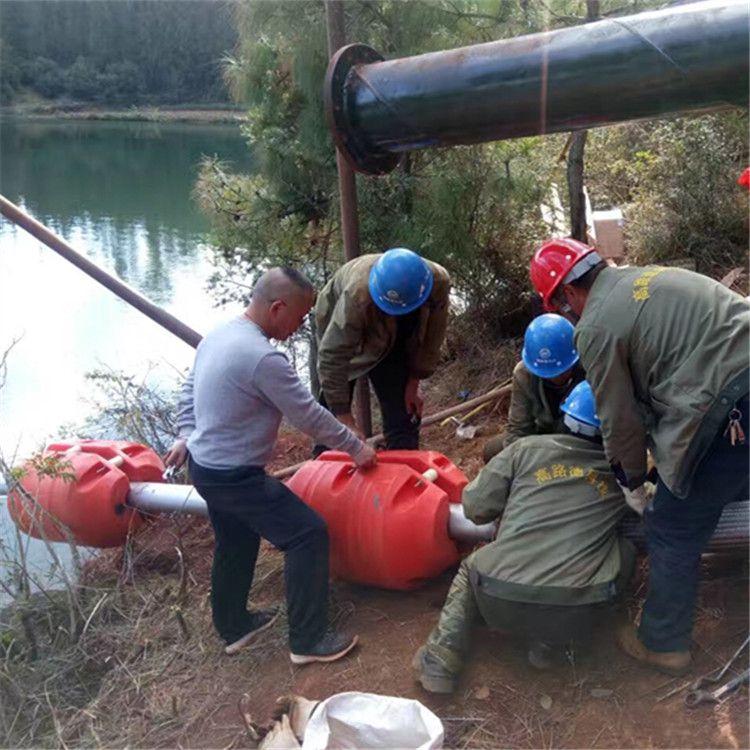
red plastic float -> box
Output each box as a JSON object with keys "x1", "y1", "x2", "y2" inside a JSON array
[
  {"x1": 7, "y1": 440, "x2": 164, "y2": 548},
  {"x1": 46, "y1": 439, "x2": 164, "y2": 482},
  {"x1": 316, "y1": 449, "x2": 467, "y2": 501},
  {"x1": 8, "y1": 442, "x2": 468, "y2": 589},
  {"x1": 286, "y1": 450, "x2": 467, "y2": 590}
]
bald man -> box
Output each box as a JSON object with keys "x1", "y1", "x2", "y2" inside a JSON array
[{"x1": 165, "y1": 267, "x2": 376, "y2": 665}]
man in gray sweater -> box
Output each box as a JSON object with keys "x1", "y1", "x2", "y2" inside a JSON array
[{"x1": 164, "y1": 268, "x2": 376, "y2": 664}]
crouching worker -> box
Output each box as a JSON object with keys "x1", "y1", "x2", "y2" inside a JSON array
[
  {"x1": 482, "y1": 314, "x2": 585, "y2": 463},
  {"x1": 314, "y1": 248, "x2": 450, "y2": 450},
  {"x1": 414, "y1": 382, "x2": 631, "y2": 693},
  {"x1": 164, "y1": 268, "x2": 376, "y2": 665}
]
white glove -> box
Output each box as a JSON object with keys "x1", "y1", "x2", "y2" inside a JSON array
[{"x1": 622, "y1": 482, "x2": 656, "y2": 515}]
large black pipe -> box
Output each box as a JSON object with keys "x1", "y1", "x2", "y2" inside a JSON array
[{"x1": 325, "y1": 0, "x2": 748, "y2": 175}]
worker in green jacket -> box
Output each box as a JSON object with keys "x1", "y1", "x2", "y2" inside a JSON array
[
  {"x1": 414, "y1": 381, "x2": 631, "y2": 694},
  {"x1": 531, "y1": 237, "x2": 750, "y2": 676},
  {"x1": 314, "y1": 248, "x2": 450, "y2": 449},
  {"x1": 482, "y1": 313, "x2": 585, "y2": 463}
]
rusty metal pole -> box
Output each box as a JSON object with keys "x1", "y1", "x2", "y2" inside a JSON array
[
  {"x1": 324, "y1": 0, "x2": 372, "y2": 436},
  {"x1": 0, "y1": 194, "x2": 202, "y2": 349}
]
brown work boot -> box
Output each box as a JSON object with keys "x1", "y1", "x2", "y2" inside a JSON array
[
  {"x1": 412, "y1": 646, "x2": 458, "y2": 694},
  {"x1": 616, "y1": 623, "x2": 691, "y2": 676}
]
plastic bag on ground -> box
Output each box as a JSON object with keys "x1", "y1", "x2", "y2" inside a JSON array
[{"x1": 301, "y1": 692, "x2": 443, "y2": 750}]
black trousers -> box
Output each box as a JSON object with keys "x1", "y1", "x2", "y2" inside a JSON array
[
  {"x1": 189, "y1": 457, "x2": 329, "y2": 652},
  {"x1": 315, "y1": 343, "x2": 420, "y2": 453},
  {"x1": 639, "y1": 394, "x2": 749, "y2": 652}
]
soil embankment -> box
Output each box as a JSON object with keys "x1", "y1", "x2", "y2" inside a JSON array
[{"x1": 2, "y1": 345, "x2": 748, "y2": 748}]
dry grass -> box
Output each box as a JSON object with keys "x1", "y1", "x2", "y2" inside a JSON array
[
  {"x1": 2, "y1": 329, "x2": 746, "y2": 749},
  {"x1": 0, "y1": 510, "x2": 286, "y2": 748}
]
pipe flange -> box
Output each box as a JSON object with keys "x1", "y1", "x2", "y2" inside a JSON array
[{"x1": 324, "y1": 43, "x2": 400, "y2": 176}]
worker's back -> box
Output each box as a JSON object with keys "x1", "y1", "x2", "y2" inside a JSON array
[
  {"x1": 465, "y1": 433, "x2": 626, "y2": 606},
  {"x1": 575, "y1": 265, "x2": 750, "y2": 496}
]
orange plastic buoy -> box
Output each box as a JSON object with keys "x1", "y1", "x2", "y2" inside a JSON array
[
  {"x1": 286, "y1": 451, "x2": 464, "y2": 589},
  {"x1": 316, "y1": 449, "x2": 468, "y2": 501},
  {"x1": 7, "y1": 440, "x2": 164, "y2": 548},
  {"x1": 46, "y1": 439, "x2": 164, "y2": 482}
]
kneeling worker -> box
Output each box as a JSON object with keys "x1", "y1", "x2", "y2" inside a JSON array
[
  {"x1": 414, "y1": 382, "x2": 630, "y2": 693},
  {"x1": 314, "y1": 248, "x2": 450, "y2": 449},
  {"x1": 483, "y1": 313, "x2": 585, "y2": 462}
]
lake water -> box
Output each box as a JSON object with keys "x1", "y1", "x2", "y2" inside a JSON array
[{"x1": 0, "y1": 116, "x2": 251, "y2": 601}]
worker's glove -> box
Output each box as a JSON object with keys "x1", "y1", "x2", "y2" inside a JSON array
[{"x1": 622, "y1": 482, "x2": 656, "y2": 516}]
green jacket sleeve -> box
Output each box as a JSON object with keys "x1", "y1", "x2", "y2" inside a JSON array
[
  {"x1": 503, "y1": 363, "x2": 536, "y2": 449},
  {"x1": 575, "y1": 324, "x2": 648, "y2": 488},
  {"x1": 316, "y1": 291, "x2": 364, "y2": 414},
  {"x1": 462, "y1": 443, "x2": 516, "y2": 524},
  {"x1": 408, "y1": 265, "x2": 450, "y2": 379}
]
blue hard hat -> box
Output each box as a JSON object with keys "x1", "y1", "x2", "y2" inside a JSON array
[
  {"x1": 521, "y1": 313, "x2": 579, "y2": 379},
  {"x1": 560, "y1": 381, "x2": 601, "y2": 435},
  {"x1": 368, "y1": 248, "x2": 434, "y2": 316}
]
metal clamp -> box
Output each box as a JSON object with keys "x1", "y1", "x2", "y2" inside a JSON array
[
  {"x1": 685, "y1": 668, "x2": 749, "y2": 708},
  {"x1": 684, "y1": 635, "x2": 749, "y2": 708}
]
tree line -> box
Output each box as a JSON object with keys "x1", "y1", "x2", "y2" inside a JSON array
[
  {"x1": 0, "y1": 0, "x2": 236, "y2": 105},
  {"x1": 195, "y1": 0, "x2": 748, "y2": 354}
]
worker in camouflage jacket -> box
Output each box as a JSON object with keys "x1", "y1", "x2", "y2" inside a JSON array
[
  {"x1": 414, "y1": 382, "x2": 631, "y2": 694},
  {"x1": 482, "y1": 313, "x2": 586, "y2": 463},
  {"x1": 314, "y1": 248, "x2": 450, "y2": 450},
  {"x1": 531, "y1": 238, "x2": 750, "y2": 676}
]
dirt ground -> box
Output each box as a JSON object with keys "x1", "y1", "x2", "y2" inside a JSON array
[{"x1": 98, "y1": 407, "x2": 749, "y2": 750}]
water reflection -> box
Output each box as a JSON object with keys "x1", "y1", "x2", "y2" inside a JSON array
[
  {"x1": 0, "y1": 117, "x2": 252, "y2": 603},
  {"x1": 1, "y1": 117, "x2": 252, "y2": 302},
  {"x1": 0, "y1": 116, "x2": 251, "y2": 454}
]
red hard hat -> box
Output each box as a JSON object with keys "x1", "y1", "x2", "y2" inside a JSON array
[
  {"x1": 530, "y1": 238, "x2": 598, "y2": 311},
  {"x1": 738, "y1": 168, "x2": 750, "y2": 190}
]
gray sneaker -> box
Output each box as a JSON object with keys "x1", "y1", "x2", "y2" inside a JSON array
[
  {"x1": 224, "y1": 608, "x2": 280, "y2": 655},
  {"x1": 289, "y1": 630, "x2": 359, "y2": 665}
]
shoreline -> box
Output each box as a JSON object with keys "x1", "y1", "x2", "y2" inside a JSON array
[{"x1": 0, "y1": 104, "x2": 246, "y2": 124}]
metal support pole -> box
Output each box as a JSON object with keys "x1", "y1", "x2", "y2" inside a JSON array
[
  {"x1": 325, "y1": 0, "x2": 372, "y2": 437},
  {"x1": 0, "y1": 195, "x2": 202, "y2": 349}
]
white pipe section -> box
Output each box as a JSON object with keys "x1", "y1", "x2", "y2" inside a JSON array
[
  {"x1": 127, "y1": 481, "x2": 497, "y2": 544},
  {"x1": 127, "y1": 482, "x2": 748, "y2": 550},
  {"x1": 447, "y1": 503, "x2": 498, "y2": 544},
  {"x1": 128, "y1": 482, "x2": 208, "y2": 517}
]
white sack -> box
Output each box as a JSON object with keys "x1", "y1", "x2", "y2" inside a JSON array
[{"x1": 301, "y1": 692, "x2": 443, "y2": 750}]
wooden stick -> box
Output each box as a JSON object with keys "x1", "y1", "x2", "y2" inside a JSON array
[
  {"x1": 0, "y1": 194, "x2": 202, "y2": 349},
  {"x1": 271, "y1": 379, "x2": 513, "y2": 479}
]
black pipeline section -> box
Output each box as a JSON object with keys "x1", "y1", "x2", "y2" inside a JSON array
[{"x1": 325, "y1": 0, "x2": 748, "y2": 174}]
